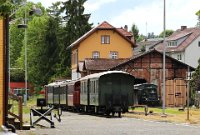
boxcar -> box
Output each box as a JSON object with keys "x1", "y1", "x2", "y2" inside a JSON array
[
  {"x1": 134, "y1": 83, "x2": 160, "y2": 106},
  {"x1": 80, "y1": 71, "x2": 135, "y2": 117}
]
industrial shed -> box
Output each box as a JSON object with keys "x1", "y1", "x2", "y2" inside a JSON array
[{"x1": 110, "y1": 49, "x2": 195, "y2": 107}]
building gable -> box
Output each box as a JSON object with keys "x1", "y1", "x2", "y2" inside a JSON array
[{"x1": 68, "y1": 21, "x2": 135, "y2": 50}]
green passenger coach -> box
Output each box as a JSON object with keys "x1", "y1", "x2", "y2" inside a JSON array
[{"x1": 80, "y1": 71, "x2": 135, "y2": 117}]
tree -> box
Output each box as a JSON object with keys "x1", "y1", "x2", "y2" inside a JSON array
[
  {"x1": 190, "y1": 58, "x2": 200, "y2": 101},
  {"x1": 137, "y1": 34, "x2": 145, "y2": 42},
  {"x1": 0, "y1": 0, "x2": 24, "y2": 17},
  {"x1": 196, "y1": 10, "x2": 200, "y2": 27},
  {"x1": 159, "y1": 29, "x2": 174, "y2": 37},
  {"x1": 9, "y1": 2, "x2": 47, "y2": 85},
  {"x1": 130, "y1": 23, "x2": 139, "y2": 42},
  {"x1": 58, "y1": 0, "x2": 92, "y2": 77}
]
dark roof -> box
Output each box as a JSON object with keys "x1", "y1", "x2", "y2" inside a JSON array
[
  {"x1": 67, "y1": 21, "x2": 136, "y2": 49},
  {"x1": 110, "y1": 49, "x2": 195, "y2": 70},
  {"x1": 156, "y1": 27, "x2": 200, "y2": 52},
  {"x1": 134, "y1": 38, "x2": 163, "y2": 55},
  {"x1": 82, "y1": 58, "x2": 129, "y2": 71}
]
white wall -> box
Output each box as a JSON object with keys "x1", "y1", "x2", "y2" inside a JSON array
[
  {"x1": 185, "y1": 36, "x2": 200, "y2": 68},
  {"x1": 71, "y1": 69, "x2": 81, "y2": 80}
]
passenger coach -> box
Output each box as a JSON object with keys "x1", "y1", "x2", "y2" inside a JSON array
[{"x1": 80, "y1": 71, "x2": 135, "y2": 117}]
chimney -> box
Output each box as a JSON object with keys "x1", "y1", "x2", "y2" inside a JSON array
[
  {"x1": 181, "y1": 26, "x2": 187, "y2": 31},
  {"x1": 124, "y1": 25, "x2": 128, "y2": 31}
]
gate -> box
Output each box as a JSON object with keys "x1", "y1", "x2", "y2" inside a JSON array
[{"x1": 165, "y1": 79, "x2": 187, "y2": 107}]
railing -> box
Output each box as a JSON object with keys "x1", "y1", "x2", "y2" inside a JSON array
[{"x1": 8, "y1": 92, "x2": 23, "y2": 130}]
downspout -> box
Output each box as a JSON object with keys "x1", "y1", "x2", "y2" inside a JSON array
[{"x1": 4, "y1": 14, "x2": 16, "y2": 133}]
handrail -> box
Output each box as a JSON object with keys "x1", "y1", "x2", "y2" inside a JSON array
[{"x1": 8, "y1": 92, "x2": 23, "y2": 130}]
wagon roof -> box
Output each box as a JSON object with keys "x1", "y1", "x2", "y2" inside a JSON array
[{"x1": 79, "y1": 70, "x2": 134, "y2": 80}]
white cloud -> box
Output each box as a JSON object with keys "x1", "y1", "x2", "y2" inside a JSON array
[
  {"x1": 84, "y1": 0, "x2": 117, "y2": 12},
  {"x1": 109, "y1": 1, "x2": 163, "y2": 35},
  {"x1": 29, "y1": 0, "x2": 200, "y2": 36},
  {"x1": 108, "y1": 0, "x2": 200, "y2": 35}
]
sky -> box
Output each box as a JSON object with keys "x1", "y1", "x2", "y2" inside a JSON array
[{"x1": 30, "y1": 0, "x2": 200, "y2": 36}]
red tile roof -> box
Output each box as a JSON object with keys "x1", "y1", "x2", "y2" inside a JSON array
[
  {"x1": 155, "y1": 27, "x2": 200, "y2": 52},
  {"x1": 116, "y1": 28, "x2": 133, "y2": 37},
  {"x1": 97, "y1": 21, "x2": 115, "y2": 29},
  {"x1": 82, "y1": 58, "x2": 130, "y2": 71},
  {"x1": 67, "y1": 21, "x2": 135, "y2": 49}
]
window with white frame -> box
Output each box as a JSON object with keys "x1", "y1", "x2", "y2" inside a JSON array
[
  {"x1": 92, "y1": 51, "x2": 100, "y2": 59},
  {"x1": 167, "y1": 41, "x2": 177, "y2": 47},
  {"x1": 101, "y1": 35, "x2": 110, "y2": 44},
  {"x1": 198, "y1": 41, "x2": 200, "y2": 47},
  {"x1": 110, "y1": 51, "x2": 118, "y2": 59},
  {"x1": 177, "y1": 54, "x2": 182, "y2": 60}
]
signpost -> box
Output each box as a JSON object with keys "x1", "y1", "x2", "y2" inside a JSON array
[{"x1": 186, "y1": 67, "x2": 192, "y2": 120}]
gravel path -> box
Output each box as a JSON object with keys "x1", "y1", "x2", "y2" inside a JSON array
[{"x1": 17, "y1": 111, "x2": 200, "y2": 135}]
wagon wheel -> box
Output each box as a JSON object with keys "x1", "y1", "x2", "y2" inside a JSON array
[
  {"x1": 118, "y1": 112, "x2": 121, "y2": 118},
  {"x1": 112, "y1": 111, "x2": 115, "y2": 116},
  {"x1": 194, "y1": 99, "x2": 200, "y2": 109}
]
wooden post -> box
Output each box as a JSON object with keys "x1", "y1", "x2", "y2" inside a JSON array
[
  {"x1": 18, "y1": 96, "x2": 23, "y2": 129},
  {"x1": 0, "y1": 18, "x2": 5, "y2": 126}
]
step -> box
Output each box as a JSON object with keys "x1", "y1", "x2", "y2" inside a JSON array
[
  {"x1": 8, "y1": 117, "x2": 15, "y2": 125},
  {"x1": 22, "y1": 125, "x2": 31, "y2": 130},
  {"x1": 14, "y1": 121, "x2": 21, "y2": 130}
]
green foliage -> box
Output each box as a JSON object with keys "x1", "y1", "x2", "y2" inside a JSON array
[
  {"x1": 10, "y1": 68, "x2": 24, "y2": 82},
  {"x1": 159, "y1": 29, "x2": 174, "y2": 37},
  {"x1": 130, "y1": 23, "x2": 139, "y2": 42},
  {"x1": 0, "y1": 0, "x2": 24, "y2": 17},
  {"x1": 137, "y1": 34, "x2": 145, "y2": 42},
  {"x1": 191, "y1": 59, "x2": 200, "y2": 90},
  {"x1": 9, "y1": 0, "x2": 92, "y2": 87},
  {"x1": 57, "y1": 0, "x2": 92, "y2": 78},
  {"x1": 140, "y1": 45, "x2": 146, "y2": 53},
  {"x1": 0, "y1": 0, "x2": 13, "y2": 16},
  {"x1": 196, "y1": 10, "x2": 200, "y2": 27}
]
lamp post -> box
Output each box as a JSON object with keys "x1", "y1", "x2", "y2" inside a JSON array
[
  {"x1": 162, "y1": 0, "x2": 167, "y2": 116},
  {"x1": 17, "y1": 1, "x2": 42, "y2": 105}
]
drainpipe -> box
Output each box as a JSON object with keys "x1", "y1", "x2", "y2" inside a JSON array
[{"x1": 4, "y1": 14, "x2": 16, "y2": 133}]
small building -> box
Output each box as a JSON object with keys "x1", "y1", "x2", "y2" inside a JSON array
[
  {"x1": 67, "y1": 21, "x2": 136, "y2": 80},
  {"x1": 155, "y1": 26, "x2": 200, "y2": 68},
  {"x1": 110, "y1": 49, "x2": 195, "y2": 107},
  {"x1": 10, "y1": 82, "x2": 33, "y2": 96}
]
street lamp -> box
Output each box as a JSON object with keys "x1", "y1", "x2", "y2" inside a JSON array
[
  {"x1": 162, "y1": 0, "x2": 167, "y2": 116},
  {"x1": 17, "y1": 1, "x2": 42, "y2": 105}
]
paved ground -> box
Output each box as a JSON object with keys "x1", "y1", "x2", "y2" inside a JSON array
[{"x1": 17, "y1": 111, "x2": 200, "y2": 135}]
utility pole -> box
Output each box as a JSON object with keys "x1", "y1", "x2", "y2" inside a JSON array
[{"x1": 162, "y1": 0, "x2": 167, "y2": 117}]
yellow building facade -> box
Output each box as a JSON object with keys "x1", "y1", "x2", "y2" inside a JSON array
[
  {"x1": 69, "y1": 21, "x2": 135, "y2": 80},
  {"x1": 0, "y1": 19, "x2": 5, "y2": 126}
]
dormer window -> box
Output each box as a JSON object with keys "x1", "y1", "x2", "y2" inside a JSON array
[
  {"x1": 168, "y1": 41, "x2": 177, "y2": 47},
  {"x1": 101, "y1": 35, "x2": 110, "y2": 44}
]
